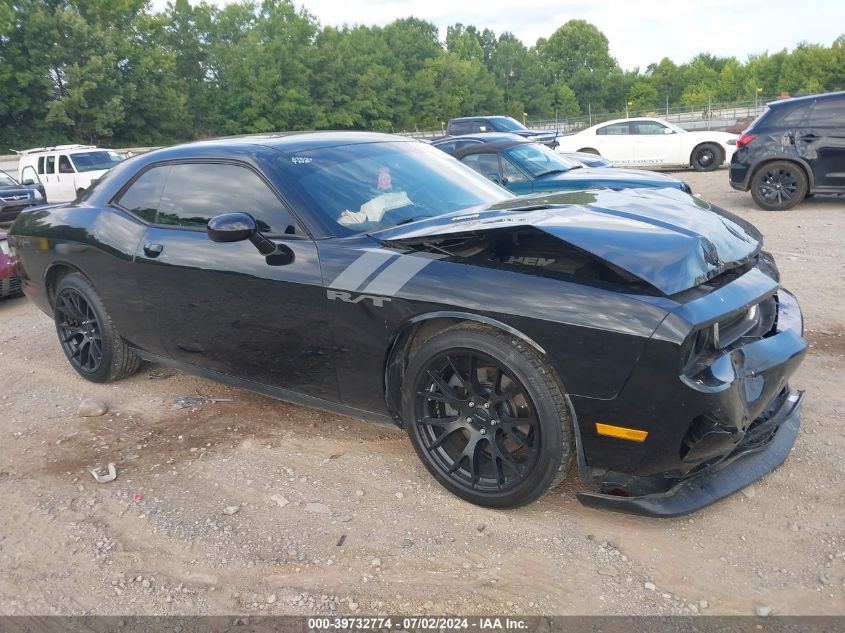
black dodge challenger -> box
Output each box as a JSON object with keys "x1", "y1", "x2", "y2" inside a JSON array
[{"x1": 9, "y1": 132, "x2": 807, "y2": 516}]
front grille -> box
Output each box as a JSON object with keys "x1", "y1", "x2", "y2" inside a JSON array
[
  {"x1": 0, "y1": 204, "x2": 27, "y2": 215},
  {"x1": 0, "y1": 276, "x2": 21, "y2": 297}
]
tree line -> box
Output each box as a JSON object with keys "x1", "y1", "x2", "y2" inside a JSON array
[{"x1": 1, "y1": 0, "x2": 843, "y2": 150}]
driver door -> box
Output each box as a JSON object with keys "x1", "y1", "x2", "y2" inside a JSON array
[{"x1": 116, "y1": 160, "x2": 338, "y2": 400}]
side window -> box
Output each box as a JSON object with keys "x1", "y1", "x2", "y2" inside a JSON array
[
  {"x1": 45, "y1": 155, "x2": 55, "y2": 174},
  {"x1": 808, "y1": 98, "x2": 845, "y2": 126},
  {"x1": 453, "y1": 140, "x2": 482, "y2": 152},
  {"x1": 596, "y1": 123, "x2": 630, "y2": 136},
  {"x1": 37, "y1": 157, "x2": 45, "y2": 174},
  {"x1": 460, "y1": 153, "x2": 501, "y2": 182},
  {"x1": 632, "y1": 121, "x2": 667, "y2": 135},
  {"x1": 434, "y1": 141, "x2": 456, "y2": 153},
  {"x1": 157, "y1": 163, "x2": 299, "y2": 235},
  {"x1": 58, "y1": 155, "x2": 75, "y2": 174},
  {"x1": 763, "y1": 105, "x2": 807, "y2": 129},
  {"x1": 501, "y1": 157, "x2": 529, "y2": 183},
  {"x1": 116, "y1": 165, "x2": 171, "y2": 223},
  {"x1": 472, "y1": 120, "x2": 490, "y2": 132},
  {"x1": 449, "y1": 121, "x2": 473, "y2": 135}
]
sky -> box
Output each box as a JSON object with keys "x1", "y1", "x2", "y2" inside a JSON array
[{"x1": 153, "y1": 0, "x2": 845, "y2": 70}]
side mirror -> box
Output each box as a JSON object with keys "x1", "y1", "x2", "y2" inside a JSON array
[
  {"x1": 207, "y1": 212, "x2": 256, "y2": 243},
  {"x1": 22, "y1": 178, "x2": 36, "y2": 185},
  {"x1": 207, "y1": 212, "x2": 294, "y2": 264},
  {"x1": 663, "y1": 128, "x2": 674, "y2": 135}
]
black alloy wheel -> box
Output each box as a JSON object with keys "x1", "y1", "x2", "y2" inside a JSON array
[
  {"x1": 750, "y1": 161, "x2": 808, "y2": 211},
  {"x1": 415, "y1": 351, "x2": 541, "y2": 493},
  {"x1": 691, "y1": 143, "x2": 722, "y2": 172},
  {"x1": 403, "y1": 325, "x2": 572, "y2": 508},
  {"x1": 53, "y1": 273, "x2": 141, "y2": 382},
  {"x1": 56, "y1": 287, "x2": 103, "y2": 374}
]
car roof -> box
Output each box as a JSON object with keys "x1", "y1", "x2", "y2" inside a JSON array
[
  {"x1": 590, "y1": 117, "x2": 670, "y2": 128},
  {"x1": 448, "y1": 136, "x2": 532, "y2": 158},
  {"x1": 450, "y1": 115, "x2": 512, "y2": 122},
  {"x1": 17, "y1": 144, "x2": 100, "y2": 156},
  {"x1": 161, "y1": 131, "x2": 414, "y2": 155},
  {"x1": 433, "y1": 132, "x2": 525, "y2": 145},
  {"x1": 768, "y1": 90, "x2": 845, "y2": 109}
]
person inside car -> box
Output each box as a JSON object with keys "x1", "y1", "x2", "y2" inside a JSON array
[{"x1": 338, "y1": 166, "x2": 412, "y2": 227}]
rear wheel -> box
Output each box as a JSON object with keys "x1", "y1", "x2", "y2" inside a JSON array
[
  {"x1": 54, "y1": 273, "x2": 141, "y2": 383},
  {"x1": 691, "y1": 143, "x2": 723, "y2": 172},
  {"x1": 750, "y1": 161, "x2": 808, "y2": 210},
  {"x1": 403, "y1": 324, "x2": 573, "y2": 508}
]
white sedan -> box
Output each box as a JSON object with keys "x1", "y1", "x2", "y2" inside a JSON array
[{"x1": 555, "y1": 117, "x2": 738, "y2": 171}]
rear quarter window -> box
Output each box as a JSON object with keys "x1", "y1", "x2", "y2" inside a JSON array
[
  {"x1": 756, "y1": 104, "x2": 807, "y2": 130},
  {"x1": 807, "y1": 98, "x2": 845, "y2": 126}
]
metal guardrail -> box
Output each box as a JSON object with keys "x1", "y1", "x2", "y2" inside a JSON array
[{"x1": 399, "y1": 97, "x2": 776, "y2": 139}]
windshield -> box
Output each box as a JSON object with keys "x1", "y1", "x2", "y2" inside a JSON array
[
  {"x1": 70, "y1": 150, "x2": 124, "y2": 173},
  {"x1": 492, "y1": 117, "x2": 528, "y2": 132},
  {"x1": 277, "y1": 141, "x2": 513, "y2": 236},
  {"x1": 0, "y1": 171, "x2": 18, "y2": 187},
  {"x1": 503, "y1": 143, "x2": 582, "y2": 177},
  {"x1": 663, "y1": 120, "x2": 687, "y2": 133}
]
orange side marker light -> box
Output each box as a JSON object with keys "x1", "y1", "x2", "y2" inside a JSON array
[{"x1": 595, "y1": 423, "x2": 648, "y2": 442}]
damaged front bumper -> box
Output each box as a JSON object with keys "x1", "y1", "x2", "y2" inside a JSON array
[
  {"x1": 576, "y1": 286, "x2": 807, "y2": 517},
  {"x1": 577, "y1": 389, "x2": 802, "y2": 517}
]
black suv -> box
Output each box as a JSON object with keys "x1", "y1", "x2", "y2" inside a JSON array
[{"x1": 730, "y1": 91, "x2": 845, "y2": 210}]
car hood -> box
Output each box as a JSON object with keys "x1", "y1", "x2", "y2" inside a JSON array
[
  {"x1": 0, "y1": 187, "x2": 34, "y2": 199},
  {"x1": 513, "y1": 129, "x2": 557, "y2": 139},
  {"x1": 372, "y1": 188, "x2": 761, "y2": 296},
  {"x1": 536, "y1": 167, "x2": 683, "y2": 189}
]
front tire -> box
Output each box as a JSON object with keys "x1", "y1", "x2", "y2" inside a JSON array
[
  {"x1": 53, "y1": 273, "x2": 141, "y2": 383},
  {"x1": 750, "y1": 161, "x2": 808, "y2": 210},
  {"x1": 402, "y1": 324, "x2": 573, "y2": 508},
  {"x1": 691, "y1": 143, "x2": 723, "y2": 172}
]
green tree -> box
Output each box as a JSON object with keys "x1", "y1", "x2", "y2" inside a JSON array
[{"x1": 537, "y1": 20, "x2": 617, "y2": 82}]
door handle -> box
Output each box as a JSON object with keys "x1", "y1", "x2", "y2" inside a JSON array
[
  {"x1": 143, "y1": 243, "x2": 164, "y2": 258},
  {"x1": 799, "y1": 133, "x2": 819, "y2": 142}
]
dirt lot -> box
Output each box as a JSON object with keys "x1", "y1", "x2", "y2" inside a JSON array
[{"x1": 0, "y1": 169, "x2": 843, "y2": 617}]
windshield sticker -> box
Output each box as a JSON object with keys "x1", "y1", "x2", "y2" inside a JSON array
[{"x1": 290, "y1": 157, "x2": 312, "y2": 165}]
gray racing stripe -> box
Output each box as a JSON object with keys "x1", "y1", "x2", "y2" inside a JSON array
[
  {"x1": 361, "y1": 255, "x2": 433, "y2": 296},
  {"x1": 330, "y1": 250, "x2": 396, "y2": 291}
]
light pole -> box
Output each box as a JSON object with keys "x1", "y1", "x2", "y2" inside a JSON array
[{"x1": 505, "y1": 70, "x2": 514, "y2": 115}]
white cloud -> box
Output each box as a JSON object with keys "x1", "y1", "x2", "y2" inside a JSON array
[{"x1": 152, "y1": 0, "x2": 845, "y2": 70}]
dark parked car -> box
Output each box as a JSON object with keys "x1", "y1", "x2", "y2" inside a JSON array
[
  {"x1": 440, "y1": 134, "x2": 693, "y2": 195},
  {"x1": 10, "y1": 132, "x2": 806, "y2": 515},
  {"x1": 0, "y1": 229, "x2": 22, "y2": 298},
  {"x1": 444, "y1": 116, "x2": 558, "y2": 147},
  {"x1": 730, "y1": 91, "x2": 845, "y2": 210},
  {"x1": 0, "y1": 170, "x2": 45, "y2": 224},
  {"x1": 431, "y1": 134, "x2": 613, "y2": 168}
]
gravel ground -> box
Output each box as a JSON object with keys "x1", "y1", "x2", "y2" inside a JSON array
[{"x1": 0, "y1": 168, "x2": 842, "y2": 616}]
